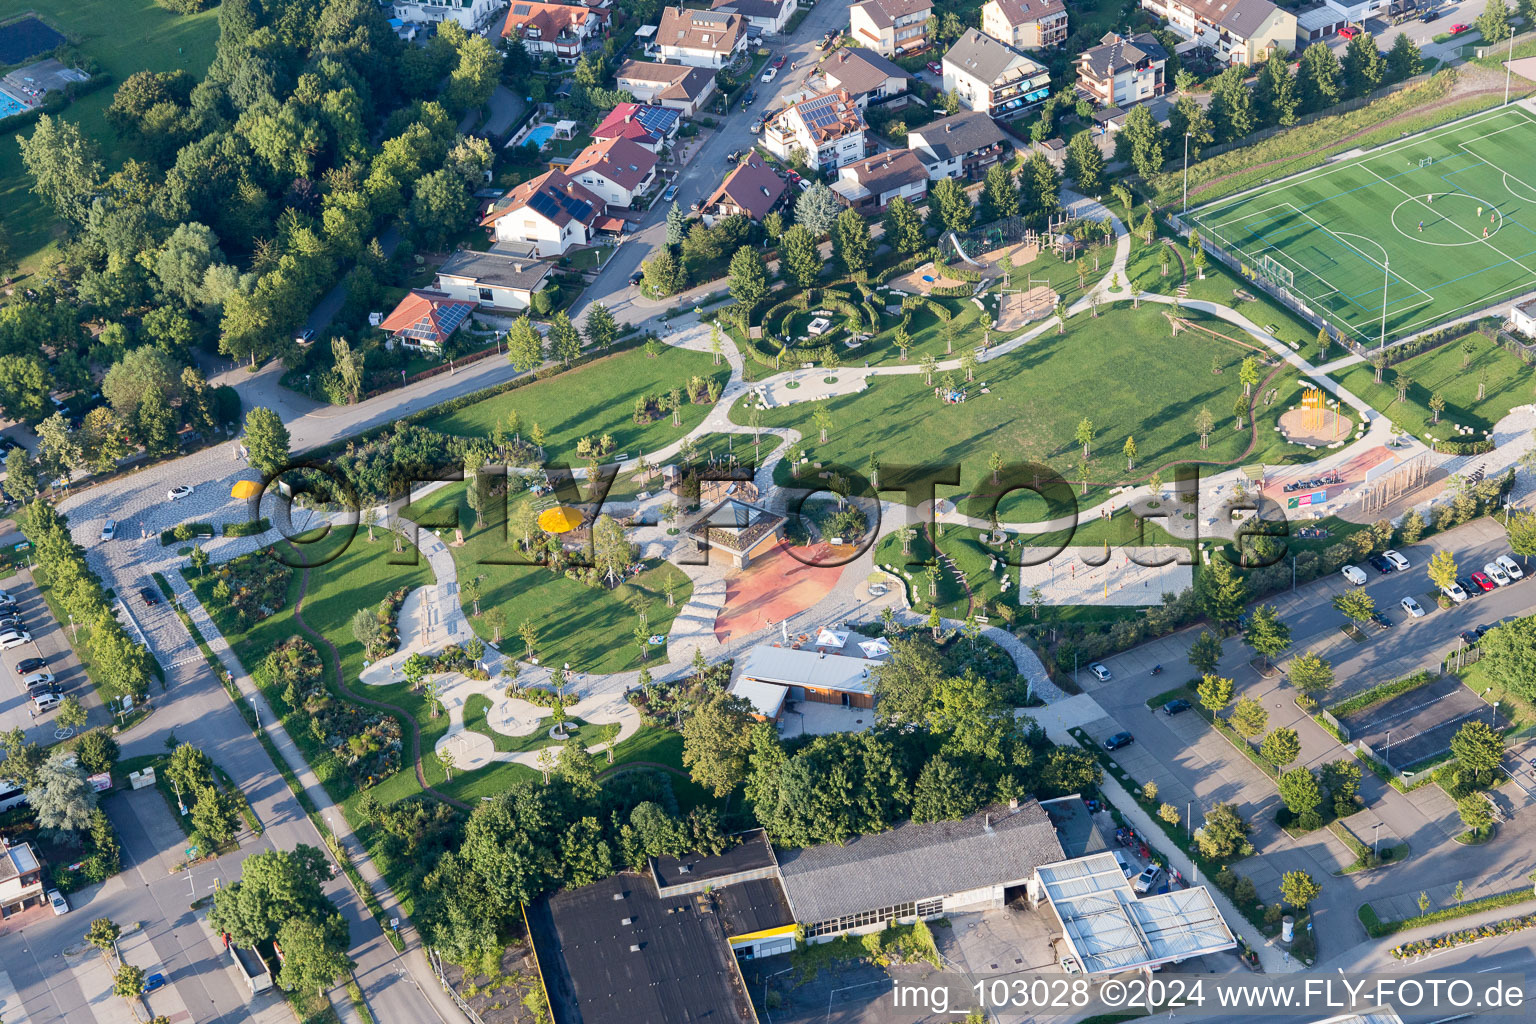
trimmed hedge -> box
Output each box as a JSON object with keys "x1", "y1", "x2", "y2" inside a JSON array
[
  {"x1": 1360, "y1": 887, "x2": 1536, "y2": 939},
  {"x1": 1328, "y1": 670, "x2": 1436, "y2": 719}
]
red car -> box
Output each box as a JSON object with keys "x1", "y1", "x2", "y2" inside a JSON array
[
  {"x1": 1338, "y1": 24, "x2": 1359, "y2": 38},
  {"x1": 926, "y1": 60, "x2": 943, "y2": 76},
  {"x1": 1470, "y1": 571, "x2": 1497, "y2": 592},
  {"x1": 1450, "y1": 22, "x2": 1470, "y2": 33},
  {"x1": 772, "y1": 54, "x2": 786, "y2": 68}
]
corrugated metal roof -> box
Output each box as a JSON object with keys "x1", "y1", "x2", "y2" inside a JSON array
[{"x1": 738, "y1": 644, "x2": 877, "y2": 694}]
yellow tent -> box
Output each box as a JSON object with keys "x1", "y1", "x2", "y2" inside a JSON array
[
  {"x1": 537, "y1": 506, "x2": 583, "y2": 534},
  {"x1": 231, "y1": 480, "x2": 263, "y2": 500}
]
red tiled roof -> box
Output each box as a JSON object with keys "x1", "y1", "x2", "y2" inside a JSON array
[
  {"x1": 481, "y1": 170, "x2": 604, "y2": 229},
  {"x1": 379, "y1": 290, "x2": 476, "y2": 347},
  {"x1": 501, "y1": 0, "x2": 606, "y2": 40},
  {"x1": 705, "y1": 152, "x2": 786, "y2": 221},
  {"x1": 567, "y1": 135, "x2": 660, "y2": 192}
]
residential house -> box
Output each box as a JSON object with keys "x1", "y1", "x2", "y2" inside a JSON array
[
  {"x1": 906, "y1": 110, "x2": 1009, "y2": 179},
  {"x1": 763, "y1": 89, "x2": 868, "y2": 170},
  {"x1": 980, "y1": 0, "x2": 1069, "y2": 50},
  {"x1": 1140, "y1": 0, "x2": 1297, "y2": 65},
  {"x1": 702, "y1": 152, "x2": 787, "y2": 224},
  {"x1": 830, "y1": 149, "x2": 929, "y2": 213},
  {"x1": 592, "y1": 102, "x2": 680, "y2": 153},
  {"x1": 941, "y1": 28, "x2": 1052, "y2": 118},
  {"x1": 481, "y1": 170, "x2": 604, "y2": 256},
  {"x1": 1076, "y1": 32, "x2": 1168, "y2": 108},
  {"x1": 391, "y1": 0, "x2": 504, "y2": 32},
  {"x1": 379, "y1": 290, "x2": 477, "y2": 352},
  {"x1": 614, "y1": 61, "x2": 719, "y2": 116},
  {"x1": 818, "y1": 47, "x2": 912, "y2": 109},
  {"x1": 500, "y1": 1, "x2": 608, "y2": 62},
  {"x1": 433, "y1": 250, "x2": 553, "y2": 312},
  {"x1": 0, "y1": 839, "x2": 45, "y2": 918},
  {"x1": 847, "y1": 0, "x2": 932, "y2": 57},
  {"x1": 1320, "y1": 0, "x2": 1391, "y2": 22},
  {"x1": 655, "y1": 7, "x2": 747, "y2": 67},
  {"x1": 710, "y1": 0, "x2": 796, "y2": 35},
  {"x1": 566, "y1": 136, "x2": 660, "y2": 209}
]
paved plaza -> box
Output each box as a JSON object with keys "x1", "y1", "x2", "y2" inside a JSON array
[{"x1": 1019, "y1": 546, "x2": 1193, "y2": 606}]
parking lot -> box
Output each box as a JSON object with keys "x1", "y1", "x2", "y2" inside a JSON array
[
  {"x1": 1340, "y1": 672, "x2": 1506, "y2": 771},
  {"x1": 0, "y1": 569, "x2": 109, "y2": 749}
]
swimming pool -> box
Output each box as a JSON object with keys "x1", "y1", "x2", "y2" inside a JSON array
[
  {"x1": 524, "y1": 124, "x2": 555, "y2": 149},
  {"x1": 0, "y1": 86, "x2": 29, "y2": 121}
]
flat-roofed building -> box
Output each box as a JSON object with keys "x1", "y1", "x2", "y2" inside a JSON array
[{"x1": 0, "y1": 839, "x2": 44, "y2": 918}]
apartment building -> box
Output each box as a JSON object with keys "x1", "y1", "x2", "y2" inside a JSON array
[
  {"x1": 1076, "y1": 32, "x2": 1168, "y2": 107},
  {"x1": 1140, "y1": 0, "x2": 1296, "y2": 65},
  {"x1": 848, "y1": 0, "x2": 932, "y2": 57},
  {"x1": 941, "y1": 28, "x2": 1052, "y2": 118},
  {"x1": 980, "y1": 0, "x2": 1069, "y2": 50}
]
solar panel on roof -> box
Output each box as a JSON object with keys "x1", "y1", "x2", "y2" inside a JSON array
[
  {"x1": 436, "y1": 304, "x2": 472, "y2": 333},
  {"x1": 513, "y1": 3, "x2": 531, "y2": 11},
  {"x1": 528, "y1": 190, "x2": 564, "y2": 221}
]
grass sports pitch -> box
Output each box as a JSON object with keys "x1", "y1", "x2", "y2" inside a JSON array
[{"x1": 1188, "y1": 102, "x2": 1536, "y2": 343}]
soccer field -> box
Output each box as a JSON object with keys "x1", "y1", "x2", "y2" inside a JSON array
[{"x1": 1188, "y1": 102, "x2": 1536, "y2": 343}]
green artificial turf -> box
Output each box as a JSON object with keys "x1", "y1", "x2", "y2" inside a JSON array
[{"x1": 1187, "y1": 104, "x2": 1536, "y2": 343}]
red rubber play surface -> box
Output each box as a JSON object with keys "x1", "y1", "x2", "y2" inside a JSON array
[{"x1": 713, "y1": 541, "x2": 848, "y2": 642}]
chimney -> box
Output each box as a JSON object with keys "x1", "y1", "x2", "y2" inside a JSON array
[
  {"x1": 945, "y1": 122, "x2": 954, "y2": 132},
  {"x1": 1009, "y1": 797, "x2": 1019, "y2": 812},
  {"x1": 984, "y1": 813, "x2": 993, "y2": 832}
]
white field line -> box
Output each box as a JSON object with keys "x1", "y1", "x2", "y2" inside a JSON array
[{"x1": 1361, "y1": 164, "x2": 1536, "y2": 281}]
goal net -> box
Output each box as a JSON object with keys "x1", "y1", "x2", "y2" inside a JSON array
[
  {"x1": 1256, "y1": 253, "x2": 1295, "y2": 289},
  {"x1": 1419, "y1": 156, "x2": 1435, "y2": 168}
]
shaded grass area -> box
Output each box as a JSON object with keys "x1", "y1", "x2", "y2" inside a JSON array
[
  {"x1": 418, "y1": 344, "x2": 727, "y2": 461},
  {"x1": 401, "y1": 482, "x2": 692, "y2": 673}
]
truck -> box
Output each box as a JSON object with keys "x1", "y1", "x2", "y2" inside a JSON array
[{"x1": 226, "y1": 937, "x2": 274, "y2": 996}]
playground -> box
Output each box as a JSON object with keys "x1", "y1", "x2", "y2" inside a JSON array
[
  {"x1": 1276, "y1": 387, "x2": 1354, "y2": 446},
  {"x1": 1019, "y1": 546, "x2": 1193, "y2": 607},
  {"x1": 887, "y1": 261, "x2": 971, "y2": 295},
  {"x1": 995, "y1": 284, "x2": 1059, "y2": 331}
]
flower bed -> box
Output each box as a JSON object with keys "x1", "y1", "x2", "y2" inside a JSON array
[
  {"x1": 159, "y1": 522, "x2": 215, "y2": 546},
  {"x1": 209, "y1": 553, "x2": 294, "y2": 629},
  {"x1": 1390, "y1": 906, "x2": 1536, "y2": 957}
]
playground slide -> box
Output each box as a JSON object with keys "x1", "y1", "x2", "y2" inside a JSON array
[{"x1": 946, "y1": 231, "x2": 984, "y2": 268}]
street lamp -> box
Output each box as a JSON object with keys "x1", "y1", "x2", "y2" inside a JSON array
[
  {"x1": 1507, "y1": 29, "x2": 1517, "y2": 106},
  {"x1": 1182, "y1": 132, "x2": 1192, "y2": 214},
  {"x1": 1378, "y1": 256, "x2": 1390, "y2": 354},
  {"x1": 1384, "y1": 729, "x2": 1392, "y2": 765},
  {"x1": 1372, "y1": 821, "x2": 1382, "y2": 861}
]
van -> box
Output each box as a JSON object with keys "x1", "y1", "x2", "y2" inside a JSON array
[
  {"x1": 32, "y1": 692, "x2": 61, "y2": 713},
  {"x1": 1340, "y1": 565, "x2": 1367, "y2": 586},
  {"x1": 20, "y1": 670, "x2": 54, "y2": 689}
]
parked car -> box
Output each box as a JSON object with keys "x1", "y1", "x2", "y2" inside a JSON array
[
  {"x1": 629, "y1": 270, "x2": 643, "y2": 286},
  {"x1": 1485, "y1": 561, "x2": 1512, "y2": 586},
  {"x1": 100, "y1": 519, "x2": 116, "y2": 542},
  {"x1": 144, "y1": 973, "x2": 166, "y2": 994},
  {"x1": 1383, "y1": 550, "x2": 1410, "y2": 571},
  {"x1": 661, "y1": 183, "x2": 679, "y2": 202},
  {"x1": 1371, "y1": 611, "x2": 1393, "y2": 629},
  {"x1": 1089, "y1": 662, "x2": 1112, "y2": 681},
  {"x1": 1163, "y1": 698, "x2": 1192, "y2": 716},
  {"x1": 925, "y1": 60, "x2": 942, "y2": 75},
  {"x1": 1450, "y1": 22, "x2": 1470, "y2": 33},
  {"x1": 1114, "y1": 850, "x2": 1135, "y2": 878},
  {"x1": 32, "y1": 692, "x2": 60, "y2": 713},
  {"x1": 139, "y1": 587, "x2": 160, "y2": 606},
  {"x1": 1455, "y1": 575, "x2": 1479, "y2": 597},
  {"x1": 1338, "y1": 24, "x2": 1360, "y2": 38},
  {"x1": 294, "y1": 328, "x2": 316, "y2": 345},
  {"x1": 1476, "y1": 622, "x2": 1496, "y2": 638},
  {"x1": 0, "y1": 617, "x2": 24, "y2": 633},
  {"x1": 1422, "y1": 8, "x2": 1439, "y2": 21},
  {"x1": 1470, "y1": 571, "x2": 1497, "y2": 592},
  {"x1": 742, "y1": 89, "x2": 757, "y2": 107},
  {"x1": 13, "y1": 657, "x2": 47, "y2": 675},
  {"x1": 47, "y1": 889, "x2": 68, "y2": 916},
  {"x1": 1133, "y1": 864, "x2": 1163, "y2": 894},
  {"x1": 1458, "y1": 630, "x2": 1481, "y2": 645},
  {"x1": 168, "y1": 485, "x2": 194, "y2": 501},
  {"x1": 26, "y1": 680, "x2": 61, "y2": 698},
  {"x1": 1401, "y1": 596, "x2": 1425, "y2": 617},
  {"x1": 20, "y1": 670, "x2": 54, "y2": 689},
  {"x1": 761, "y1": 66, "x2": 777, "y2": 82},
  {"x1": 1367, "y1": 554, "x2": 1394, "y2": 574},
  {"x1": 0, "y1": 631, "x2": 32, "y2": 650},
  {"x1": 1340, "y1": 564, "x2": 1367, "y2": 586},
  {"x1": 771, "y1": 54, "x2": 786, "y2": 68},
  {"x1": 1104, "y1": 731, "x2": 1134, "y2": 750},
  {"x1": 1496, "y1": 555, "x2": 1524, "y2": 580},
  {"x1": 1441, "y1": 581, "x2": 1468, "y2": 603}
]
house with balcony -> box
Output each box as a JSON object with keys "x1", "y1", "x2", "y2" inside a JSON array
[
  {"x1": 763, "y1": 89, "x2": 868, "y2": 171},
  {"x1": 1140, "y1": 0, "x2": 1296, "y2": 65},
  {"x1": 848, "y1": 0, "x2": 932, "y2": 57},
  {"x1": 393, "y1": 0, "x2": 505, "y2": 31},
  {"x1": 702, "y1": 152, "x2": 788, "y2": 225},
  {"x1": 906, "y1": 110, "x2": 1009, "y2": 180},
  {"x1": 433, "y1": 250, "x2": 553, "y2": 312},
  {"x1": 1076, "y1": 32, "x2": 1168, "y2": 108},
  {"x1": 655, "y1": 7, "x2": 748, "y2": 67},
  {"x1": 481, "y1": 170, "x2": 604, "y2": 256},
  {"x1": 566, "y1": 136, "x2": 660, "y2": 209},
  {"x1": 941, "y1": 28, "x2": 1052, "y2": 119},
  {"x1": 500, "y1": 1, "x2": 608, "y2": 62},
  {"x1": 614, "y1": 61, "x2": 719, "y2": 116},
  {"x1": 818, "y1": 47, "x2": 912, "y2": 109},
  {"x1": 980, "y1": 0, "x2": 1069, "y2": 50},
  {"x1": 831, "y1": 149, "x2": 929, "y2": 214},
  {"x1": 0, "y1": 839, "x2": 44, "y2": 919},
  {"x1": 710, "y1": 0, "x2": 796, "y2": 35}
]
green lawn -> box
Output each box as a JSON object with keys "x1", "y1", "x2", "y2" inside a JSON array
[
  {"x1": 0, "y1": 2, "x2": 221, "y2": 274},
  {"x1": 401, "y1": 482, "x2": 693, "y2": 673},
  {"x1": 744, "y1": 303, "x2": 1320, "y2": 505},
  {"x1": 418, "y1": 344, "x2": 728, "y2": 461},
  {"x1": 461, "y1": 694, "x2": 603, "y2": 754},
  {"x1": 1330, "y1": 333, "x2": 1531, "y2": 443},
  {"x1": 1186, "y1": 104, "x2": 1536, "y2": 343}
]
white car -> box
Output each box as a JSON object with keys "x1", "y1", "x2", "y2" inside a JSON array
[
  {"x1": 1441, "y1": 581, "x2": 1467, "y2": 604},
  {"x1": 1400, "y1": 596, "x2": 1425, "y2": 617},
  {"x1": 1483, "y1": 562, "x2": 1511, "y2": 586},
  {"x1": 1089, "y1": 663, "x2": 1112, "y2": 681},
  {"x1": 1340, "y1": 565, "x2": 1367, "y2": 586},
  {"x1": 100, "y1": 519, "x2": 116, "y2": 542},
  {"x1": 20, "y1": 670, "x2": 54, "y2": 689},
  {"x1": 167, "y1": 485, "x2": 194, "y2": 501},
  {"x1": 761, "y1": 66, "x2": 777, "y2": 82},
  {"x1": 1497, "y1": 555, "x2": 1524, "y2": 580},
  {"x1": 0, "y1": 631, "x2": 32, "y2": 650},
  {"x1": 47, "y1": 888, "x2": 68, "y2": 915},
  {"x1": 1133, "y1": 864, "x2": 1163, "y2": 895},
  {"x1": 1114, "y1": 851, "x2": 1135, "y2": 878},
  {"x1": 32, "y1": 692, "x2": 60, "y2": 713},
  {"x1": 1383, "y1": 550, "x2": 1410, "y2": 572}
]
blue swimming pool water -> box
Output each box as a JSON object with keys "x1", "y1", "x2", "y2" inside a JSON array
[
  {"x1": 0, "y1": 87, "x2": 28, "y2": 121},
  {"x1": 524, "y1": 124, "x2": 555, "y2": 148}
]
